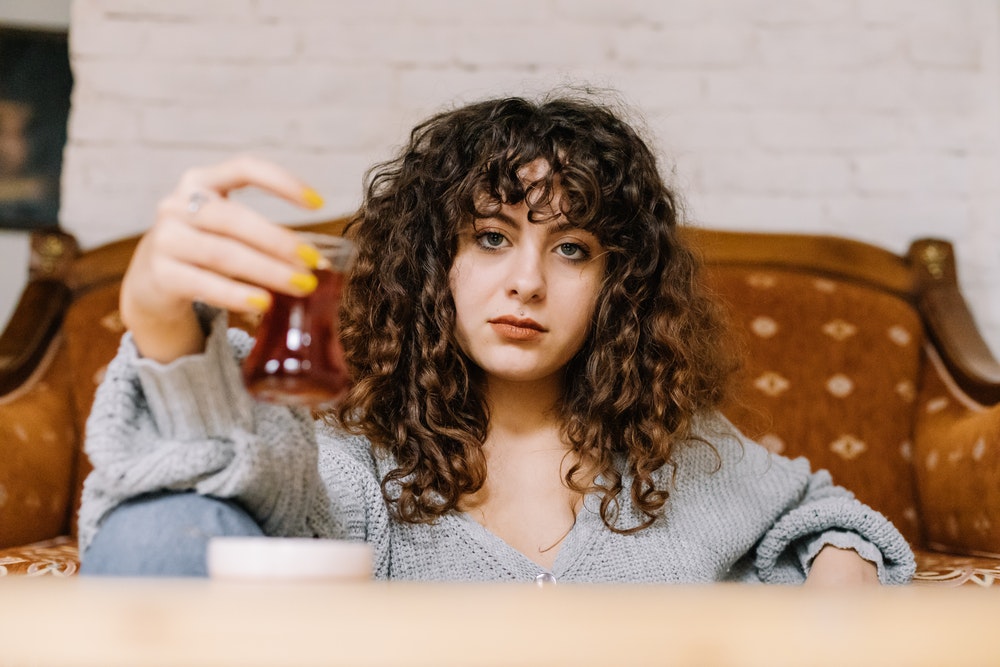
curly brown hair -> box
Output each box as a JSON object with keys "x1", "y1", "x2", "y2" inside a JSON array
[{"x1": 334, "y1": 91, "x2": 739, "y2": 533}]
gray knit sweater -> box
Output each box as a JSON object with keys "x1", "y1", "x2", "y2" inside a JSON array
[{"x1": 79, "y1": 314, "x2": 915, "y2": 584}]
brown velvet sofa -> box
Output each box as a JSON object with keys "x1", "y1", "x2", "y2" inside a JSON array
[{"x1": 2, "y1": 219, "x2": 999, "y2": 586}]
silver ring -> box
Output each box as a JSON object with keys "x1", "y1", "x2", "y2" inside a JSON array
[{"x1": 187, "y1": 191, "x2": 210, "y2": 215}]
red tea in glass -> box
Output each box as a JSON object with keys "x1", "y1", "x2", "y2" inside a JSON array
[{"x1": 242, "y1": 234, "x2": 355, "y2": 408}]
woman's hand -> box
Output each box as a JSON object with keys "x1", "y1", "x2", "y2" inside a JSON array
[
  {"x1": 804, "y1": 545, "x2": 880, "y2": 587},
  {"x1": 120, "y1": 155, "x2": 327, "y2": 363}
]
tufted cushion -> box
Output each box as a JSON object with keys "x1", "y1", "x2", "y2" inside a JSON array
[{"x1": 707, "y1": 266, "x2": 924, "y2": 546}]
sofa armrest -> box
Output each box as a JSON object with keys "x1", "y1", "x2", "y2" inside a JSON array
[
  {"x1": 909, "y1": 239, "x2": 1000, "y2": 405},
  {"x1": 914, "y1": 345, "x2": 1000, "y2": 558},
  {"x1": 0, "y1": 229, "x2": 81, "y2": 548},
  {"x1": 0, "y1": 229, "x2": 77, "y2": 396},
  {"x1": 0, "y1": 279, "x2": 69, "y2": 395}
]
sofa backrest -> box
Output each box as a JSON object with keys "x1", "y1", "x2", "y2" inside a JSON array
[
  {"x1": 706, "y1": 263, "x2": 923, "y2": 545},
  {"x1": 692, "y1": 229, "x2": 1000, "y2": 553}
]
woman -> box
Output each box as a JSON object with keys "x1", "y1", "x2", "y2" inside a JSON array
[{"x1": 80, "y1": 94, "x2": 914, "y2": 584}]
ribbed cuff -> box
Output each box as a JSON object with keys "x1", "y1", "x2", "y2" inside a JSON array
[{"x1": 130, "y1": 309, "x2": 255, "y2": 440}]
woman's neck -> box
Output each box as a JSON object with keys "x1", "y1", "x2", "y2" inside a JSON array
[{"x1": 482, "y1": 374, "x2": 564, "y2": 443}]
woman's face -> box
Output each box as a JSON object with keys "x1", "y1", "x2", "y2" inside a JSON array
[{"x1": 448, "y1": 161, "x2": 607, "y2": 388}]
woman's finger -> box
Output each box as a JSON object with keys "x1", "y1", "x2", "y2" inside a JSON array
[
  {"x1": 177, "y1": 154, "x2": 325, "y2": 211},
  {"x1": 162, "y1": 182, "x2": 329, "y2": 272},
  {"x1": 154, "y1": 219, "x2": 321, "y2": 300},
  {"x1": 153, "y1": 256, "x2": 277, "y2": 315}
]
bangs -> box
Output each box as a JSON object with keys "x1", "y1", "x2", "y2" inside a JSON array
[{"x1": 451, "y1": 147, "x2": 617, "y2": 241}]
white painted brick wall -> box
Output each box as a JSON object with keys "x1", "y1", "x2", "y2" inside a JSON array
[{"x1": 54, "y1": 0, "x2": 1000, "y2": 356}]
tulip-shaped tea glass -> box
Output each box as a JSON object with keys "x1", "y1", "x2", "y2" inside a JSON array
[{"x1": 242, "y1": 233, "x2": 356, "y2": 408}]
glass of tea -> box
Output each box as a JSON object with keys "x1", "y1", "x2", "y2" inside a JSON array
[{"x1": 242, "y1": 233, "x2": 356, "y2": 408}]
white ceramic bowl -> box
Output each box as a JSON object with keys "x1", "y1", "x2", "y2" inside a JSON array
[{"x1": 207, "y1": 537, "x2": 373, "y2": 581}]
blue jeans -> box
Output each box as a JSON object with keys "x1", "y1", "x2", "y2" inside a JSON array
[{"x1": 80, "y1": 492, "x2": 264, "y2": 577}]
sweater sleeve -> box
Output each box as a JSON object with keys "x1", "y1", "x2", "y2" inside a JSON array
[
  {"x1": 752, "y1": 466, "x2": 915, "y2": 584},
  {"x1": 77, "y1": 308, "x2": 323, "y2": 552},
  {"x1": 689, "y1": 412, "x2": 916, "y2": 585}
]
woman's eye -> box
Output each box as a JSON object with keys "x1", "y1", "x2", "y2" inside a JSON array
[
  {"x1": 477, "y1": 232, "x2": 507, "y2": 249},
  {"x1": 557, "y1": 242, "x2": 589, "y2": 260}
]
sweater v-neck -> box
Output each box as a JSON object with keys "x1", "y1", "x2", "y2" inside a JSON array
[{"x1": 451, "y1": 492, "x2": 609, "y2": 579}]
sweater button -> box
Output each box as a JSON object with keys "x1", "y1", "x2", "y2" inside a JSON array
[{"x1": 534, "y1": 572, "x2": 557, "y2": 587}]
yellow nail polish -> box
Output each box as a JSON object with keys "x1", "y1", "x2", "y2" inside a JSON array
[
  {"x1": 302, "y1": 188, "x2": 325, "y2": 210},
  {"x1": 296, "y1": 243, "x2": 323, "y2": 269},
  {"x1": 247, "y1": 293, "x2": 272, "y2": 311},
  {"x1": 290, "y1": 272, "x2": 318, "y2": 293}
]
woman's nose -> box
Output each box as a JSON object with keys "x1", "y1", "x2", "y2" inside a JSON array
[{"x1": 506, "y1": 249, "x2": 546, "y2": 303}]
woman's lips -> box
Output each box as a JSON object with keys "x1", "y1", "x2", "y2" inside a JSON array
[{"x1": 488, "y1": 316, "x2": 546, "y2": 341}]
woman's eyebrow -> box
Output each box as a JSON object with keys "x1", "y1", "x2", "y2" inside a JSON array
[
  {"x1": 473, "y1": 209, "x2": 519, "y2": 230},
  {"x1": 490, "y1": 210, "x2": 518, "y2": 228},
  {"x1": 547, "y1": 218, "x2": 598, "y2": 239},
  {"x1": 548, "y1": 219, "x2": 579, "y2": 234}
]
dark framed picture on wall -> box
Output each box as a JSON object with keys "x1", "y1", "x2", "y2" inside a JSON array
[{"x1": 0, "y1": 26, "x2": 72, "y2": 229}]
